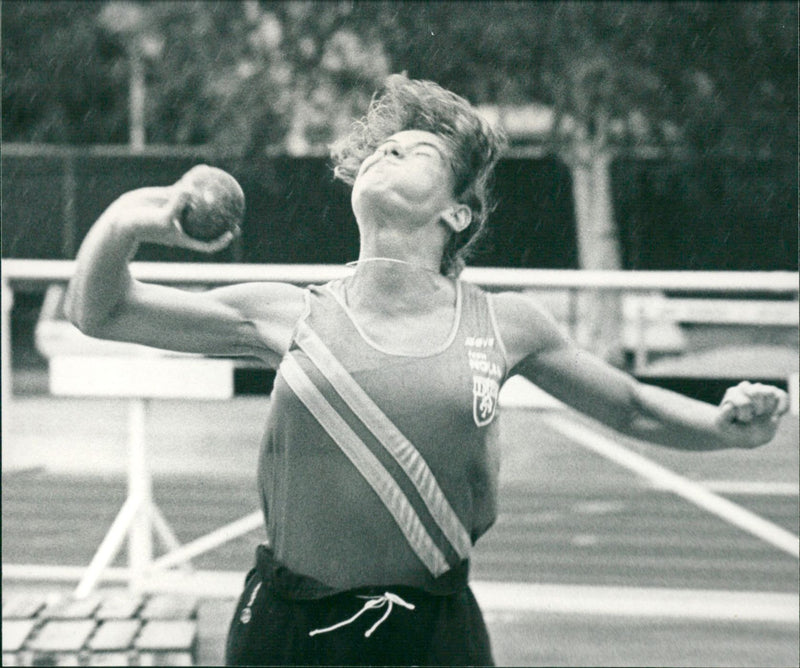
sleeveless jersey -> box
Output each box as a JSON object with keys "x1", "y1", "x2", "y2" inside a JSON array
[{"x1": 257, "y1": 278, "x2": 508, "y2": 592}]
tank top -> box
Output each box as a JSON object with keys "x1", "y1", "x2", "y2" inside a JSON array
[{"x1": 257, "y1": 277, "x2": 509, "y2": 592}]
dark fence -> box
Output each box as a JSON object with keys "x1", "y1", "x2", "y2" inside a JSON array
[
  {"x1": 1, "y1": 145, "x2": 797, "y2": 272},
  {"x1": 613, "y1": 157, "x2": 798, "y2": 272}
]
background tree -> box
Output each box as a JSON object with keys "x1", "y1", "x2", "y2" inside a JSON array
[
  {"x1": 1, "y1": 0, "x2": 390, "y2": 152},
  {"x1": 1, "y1": 1, "x2": 127, "y2": 143},
  {"x1": 358, "y1": 0, "x2": 797, "y2": 355},
  {"x1": 3, "y1": 1, "x2": 796, "y2": 354},
  {"x1": 5, "y1": 1, "x2": 794, "y2": 166}
]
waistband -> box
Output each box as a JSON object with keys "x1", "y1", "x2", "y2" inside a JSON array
[{"x1": 254, "y1": 544, "x2": 470, "y2": 601}]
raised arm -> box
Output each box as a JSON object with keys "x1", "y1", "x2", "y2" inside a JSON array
[
  {"x1": 65, "y1": 185, "x2": 306, "y2": 367},
  {"x1": 492, "y1": 291, "x2": 789, "y2": 451}
]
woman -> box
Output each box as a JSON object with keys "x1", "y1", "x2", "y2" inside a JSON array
[{"x1": 66, "y1": 75, "x2": 788, "y2": 666}]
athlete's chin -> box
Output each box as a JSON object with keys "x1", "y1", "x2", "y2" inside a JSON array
[
  {"x1": 353, "y1": 168, "x2": 392, "y2": 196},
  {"x1": 352, "y1": 185, "x2": 409, "y2": 219}
]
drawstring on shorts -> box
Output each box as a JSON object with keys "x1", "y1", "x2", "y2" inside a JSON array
[
  {"x1": 239, "y1": 581, "x2": 262, "y2": 624},
  {"x1": 309, "y1": 591, "x2": 416, "y2": 638}
]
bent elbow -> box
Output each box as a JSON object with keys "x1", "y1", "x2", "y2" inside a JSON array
[
  {"x1": 73, "y1": 318, "x2": 102, "y2": 338},
  {"x1": 67, "y1": 309, "x2": 102, "y2": 338},
  {"x1": 63, "y1": 286, "x2": 89, "y2": 334},
  {"x1": 70, "y1": 308, "x2": 115, "y2": 339},
  {"x1": 63, "y1": 277, "x2": 127, "y2": 339},
  {"x1": 64, "y1": 293, "x2": 106, "y2": 339},
  {"x1": 63, "y1": 287, "x2": 84, "y2": 330}
]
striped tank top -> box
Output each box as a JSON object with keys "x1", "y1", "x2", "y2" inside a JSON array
[{"x1": 257, "y1": 278, "x2": 508, "y2": 592}]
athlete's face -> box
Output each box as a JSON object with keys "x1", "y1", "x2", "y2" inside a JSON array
[{"x1": 351, "y1": 130, "x2": 458, "y2": 230}]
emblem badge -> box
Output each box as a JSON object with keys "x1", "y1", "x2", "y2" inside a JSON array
[{"x1": 472, "y1": 376, "x2": 499, "y2": 427}]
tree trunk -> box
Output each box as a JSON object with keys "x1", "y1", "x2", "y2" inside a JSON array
[{"x1": 565, "y1": 141, "x2": 625, "y2": 364}]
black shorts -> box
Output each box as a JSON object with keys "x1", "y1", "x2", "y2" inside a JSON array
[{"x1": 225, "y1": 545, "x2": 494, "y2": 666}]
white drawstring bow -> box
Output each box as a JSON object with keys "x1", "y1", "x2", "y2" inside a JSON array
[{"x1": 309, "y1": 591, "x2": 416, "y2": 638}]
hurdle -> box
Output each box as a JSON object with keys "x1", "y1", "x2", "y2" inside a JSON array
[
  {"x1": 35, "y1": 288, "x2": 244, "y2": 598},
  {"x1": 625, "y1": 292, "x2": 800, "y2": 374},
  {"x1": 2, "y1": 259, "x2": 798, "y2": 599}
]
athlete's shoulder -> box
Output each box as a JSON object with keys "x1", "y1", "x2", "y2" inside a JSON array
[
  {"x1": 212, "y1": 280, "x2": 306, "y2": 314},
  {"x1": 488, "y1": 291, "x2": 570, "y2": 367},
  {"x1": 455, "y1": 276, "x2": 486, "y2": 292},
  {"x1": 490, "y1": 290, "x2": 551, "y2": 320},
  {"x1": 455, "y1": 277, "x2": 493, "y2": 305},
  {"x1": 307, "y1": 278, "x2": 345, "y2": 303}
]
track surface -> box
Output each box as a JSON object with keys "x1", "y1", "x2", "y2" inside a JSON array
[{"x1": 3, "y1": 396, "x2": 798, "y2": 666}]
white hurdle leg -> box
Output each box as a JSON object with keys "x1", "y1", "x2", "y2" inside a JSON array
[
  {"x1": 74, "y1": 493, "x2": 142, "y2": 599},
  {"x1": 128, "y1": 397, "x2": 153, "y2": 592},
  {"x1": 152, "y1": 510, "x2": 263, "y2": 571},
  {"x1": 151, "y1": 505, "x2": 193, "y2": 573},
  {"x1": 1, "y1": 278, "x2": 13, "y2": 417}
]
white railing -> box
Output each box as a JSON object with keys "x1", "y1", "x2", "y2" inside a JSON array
[
  {"x1": 2, "y1": 259, "x2": 798, "y2": 596},
  {"x1": 4, "y1": 258, "x2": 798, "y2": 290},
  {"x1": 6, "y1": 258, "x2": 798, "y2": 359},
  {"x1": 5, "y1": 258, "x2": 797, "y2": 373}
]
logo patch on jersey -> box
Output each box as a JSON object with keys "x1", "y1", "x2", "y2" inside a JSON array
[{"x1": 472, "y1": 375, "x2": 499, "y2": 427}]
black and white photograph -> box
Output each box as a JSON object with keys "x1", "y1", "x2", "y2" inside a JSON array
[{"x1": 2, "y1": 1, "x2": 798, "y2": 666}]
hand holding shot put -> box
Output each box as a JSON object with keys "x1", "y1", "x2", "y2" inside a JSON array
[
  {"x1": 94, "y1": 164, "x2": 243, "y2": 252},
  {"x1": 64, "y1": 74, "x2": 790, "y2": 667},
  {"x1": 64, "y1": 163, "x2": 262, "y2": 355}
]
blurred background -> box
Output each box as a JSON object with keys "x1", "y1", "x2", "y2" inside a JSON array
[
  {"x1": 2, "y1": 2, "x2": 798, "y2": 666},
  {"x1": 2, "y1": 0, "x2": 798, "y2": 381}
]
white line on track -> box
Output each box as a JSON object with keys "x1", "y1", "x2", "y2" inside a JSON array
[
  {"x1": 689, "y1": 480, "x2": 798, "y2": 496},
  {"x1": 541, "y1": 414, "x2": 799, "y2": 559},
  {"x1": 473, "y1": 581, "x2": 798, "y2": 623},
  {"x1": 3, "y1": 566, "x2": 796, "y2": 623}
]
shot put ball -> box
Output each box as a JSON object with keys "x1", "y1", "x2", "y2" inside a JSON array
[{"x1": 176, "y1": 165, "x2": 245, "y2": 241}]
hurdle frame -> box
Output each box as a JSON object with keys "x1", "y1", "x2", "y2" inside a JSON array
[{"x1": 2, "y1": 259, "x2": 798, "y2": 594}]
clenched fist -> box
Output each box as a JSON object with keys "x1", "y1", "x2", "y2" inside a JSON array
[{"x1": 716, "y1": 381, "x2": 790, "y2": 448}]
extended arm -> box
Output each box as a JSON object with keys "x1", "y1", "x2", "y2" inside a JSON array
[
  {"x1": 493, "y1": 292, "x2": 789, "y2": 451},
  {"x1": 65, "y1": 185, "x2": 305, "y2": 367}
]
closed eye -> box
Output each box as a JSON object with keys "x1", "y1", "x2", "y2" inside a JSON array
[
  {"x1": 375, "y1": 141, "x2": 442, "y2": 160},
  {"x1": 410, "y1": 148, "x2": 439, "y2": 159}
]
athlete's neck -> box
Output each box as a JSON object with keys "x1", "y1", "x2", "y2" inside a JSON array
[
  {"x1": 345, "y1": 256, "x2": 452, "y2": 315},
  {"x1": 346, "y1": 256, "x2": 439, "y2": 274}
]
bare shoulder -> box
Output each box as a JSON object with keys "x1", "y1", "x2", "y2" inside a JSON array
[
  {"x1": 206, "y1": 281, "x2": 308, "y2": 362},
  {"x1": 210, "y1": 280, "x2": 307, "y2": 318},
  {"x1": 490, "y1": 291, "x2": 570, "y2": 368}
]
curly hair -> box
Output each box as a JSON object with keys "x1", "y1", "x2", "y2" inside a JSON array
[{"x1": 331, "y1": 74, "x2": 506, "y2": 277}]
